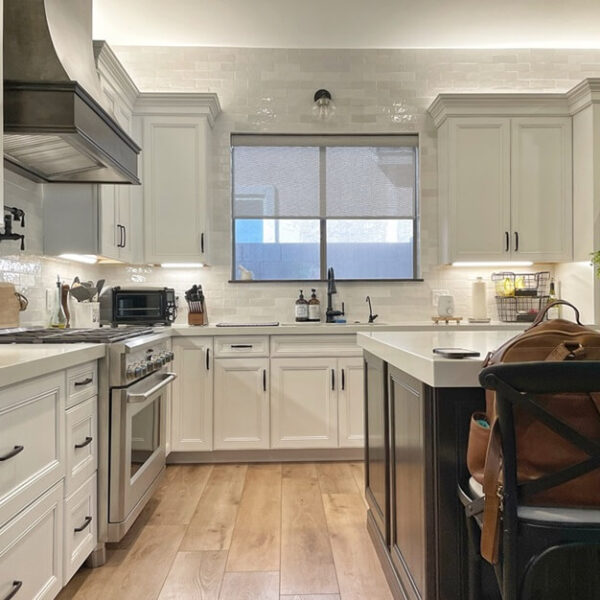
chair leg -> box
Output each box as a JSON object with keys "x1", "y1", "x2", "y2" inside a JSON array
[{"x1": 465, "y1": 515, "x2": 482, "y2": 600}]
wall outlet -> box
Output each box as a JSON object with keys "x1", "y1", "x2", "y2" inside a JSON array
[{"x1": 431, "y1": 289, "x2": 450, "y2": 308}]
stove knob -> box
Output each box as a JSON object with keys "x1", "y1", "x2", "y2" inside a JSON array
[
  {"x1": 167, "y1": 351, "x2": 175, "y2": 363},
  {"x1": 153, "y1": 358, "x2": 163, "y2": 369},
  {"x1": 134, "y1": 365, "x2": 144, "y2": 378},
  {"x1": 140, "y1": 363, "x2": 148, "y2": 376},
  {"x1": 126, "y1": 365, "x2": 136, "y2": 379}
]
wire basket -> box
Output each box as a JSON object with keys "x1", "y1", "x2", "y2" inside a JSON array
[
  {"x1": 492, "y1": 271, "x2": 550, "y2": 297},
  {"x1": 495, "y1": 295, "x2": 550, "y2": 322}
]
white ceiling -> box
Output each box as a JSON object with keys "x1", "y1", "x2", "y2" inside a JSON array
[{"x1": 93, "y1": 0, "x2": 600, "y2": 49}]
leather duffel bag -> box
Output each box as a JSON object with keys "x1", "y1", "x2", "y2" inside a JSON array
[{"x1": 466, "y1": 300, "x2": 600, "y2": 562}]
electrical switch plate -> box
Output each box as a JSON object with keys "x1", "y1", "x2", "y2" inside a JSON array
[{"x1": 431, "y1": 289, "x2": 450, "y2": 308}]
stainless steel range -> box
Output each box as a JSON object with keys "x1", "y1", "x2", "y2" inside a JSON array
[{"x1": 0, "y1": 326, "x2": 177, "y2": 564}]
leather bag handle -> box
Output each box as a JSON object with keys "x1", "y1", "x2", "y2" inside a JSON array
[{"x1": 531, "y1": 300, "x2": 582, "y2": 327}]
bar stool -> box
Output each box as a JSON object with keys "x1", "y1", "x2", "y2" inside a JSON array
[{"x1": 459, "y1": 361, "x2": 600, "y2": 600}]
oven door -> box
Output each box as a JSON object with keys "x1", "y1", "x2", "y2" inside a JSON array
[{"x1": 109, "y1": 370, "x2": 176, "y2": 527}]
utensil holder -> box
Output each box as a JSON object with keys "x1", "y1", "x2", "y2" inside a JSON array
[
  {"x1": 188, "y1": 311, "x2": 206, "y2": 326},
  {"x1": 72, "y1": 302, "x2": 100, "y2": 328}
]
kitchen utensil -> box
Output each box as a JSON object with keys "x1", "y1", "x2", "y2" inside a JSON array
[
  {"x1": 72, "y1": 276, "x2": 80, "y2": 287},
  {"x1": 61, "y1": 284, "x2": 71, "y2": 327},
  {"x1": 96, "y1": 279, "x2": 105, "y2": 298},
  {"x1": 70, "y1": 286, "x2": 96, "y2": 302},
  {"x1": 437, "y1": 294, "x2": 455, "y2": 317},
  {"x1": 0, "y1": 283, "x2": 28, "y2": 328}
]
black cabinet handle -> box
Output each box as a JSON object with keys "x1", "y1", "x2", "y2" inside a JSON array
[
  {"x1": 201, "y1": 232, "x2": 205, "y2": 254},
  {"x1": 231, "y1": 344, "x2": 253, "y2": 349},
  {"x1": 505, "y1": 231, "x2": 509, "y2": 252},
  {"x1": 341, "y1": 368, "x2": 345, "y2": 390},
  {"x1": 0, "y1": 445, "x2": 24, "y2": 462},
  {"x1": 263, "y1": 369, "x2": 267, "y2": 392},
  {"x1": 3, "y1": 581, "x2": 22, "y2": 600},
  {"x1": 331, "y1": 369, "x2": 335, "y2": 390},
  {"x1": 206, "y1": 348, "x2": 210, "y2": 370},
  {"x1": 74, "y1": 515, "x2": 93, "y2": 533},
  {"x1": 75, "y1": 436, "x2": 93, "y2": 449},
  {"x1": 117, "y1": 224, "x2": 123, "y2": 248},
  {"x1": 123, "y1": 226, "x2": 127, "y2": 248},
  {"x1": 74, "y1": 377, "x2": 93, "y2": 387},
  {"x1": 514, "y1": 231, "x2": 519, "y2": 252}
]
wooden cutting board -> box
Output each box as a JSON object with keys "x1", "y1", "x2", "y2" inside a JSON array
[{"x1": 0, "y1": 283, "x2": 27, "y2": 328}]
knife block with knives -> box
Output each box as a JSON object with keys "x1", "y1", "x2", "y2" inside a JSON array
[{"x1": 185, "y1": 284, "x2": 208, "y2": 326}]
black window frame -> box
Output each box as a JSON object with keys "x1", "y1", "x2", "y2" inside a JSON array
[{"x1": 230, "y1": 133, "x2": 421, "y2": 283}]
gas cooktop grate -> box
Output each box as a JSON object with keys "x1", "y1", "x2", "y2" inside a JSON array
[{"x1": 0, "y1": 327, "x2": 156, "y2": 344}]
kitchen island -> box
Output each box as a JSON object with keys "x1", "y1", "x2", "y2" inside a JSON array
[{"x1": 356, "y1": 330, "x2": 521, "y2": 600}]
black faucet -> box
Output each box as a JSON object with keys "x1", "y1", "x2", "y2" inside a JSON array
[
  {"x1": 366, "y1": 296, "x2": 378, "y2": 323},
  {"x1": 0, "y1": 207, "x2": 25, "y2": 251},
  {"x1": 326, "y1": 267, "x2": 345, "y2": 323}
]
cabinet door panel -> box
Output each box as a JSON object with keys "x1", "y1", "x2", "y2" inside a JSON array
[
  {"x1": 213, "y1": 358, "x2": 269, "y2": 450},
  {"x1": 338, "y1": 357, "x2": 365, "y2": 448},
  {"x1": 511, "y1": 117, "x2": 572, "y2": 262},
  {"x1": 171, "y1": 338, "x2": 213, "y2": 452},
  {"x1": 143, "y1": 116, "x2": 208, "y2": 263},
  {"x1": 270, "y1": 357, "x2": 337, "y2": 449},
  {"x1": 448, "y1": 118, "x2": 511, "y2": 261},
  {"x1": 389, "y1": 366, "x2": 426, "y2": 600}
]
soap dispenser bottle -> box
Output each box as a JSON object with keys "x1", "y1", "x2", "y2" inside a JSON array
[
  {"x1": 308, "y1": 289, "x2": 321, "y2": 322},
  {"x1": 295, "y1": 290, "x2": 309, "y2": 322}
]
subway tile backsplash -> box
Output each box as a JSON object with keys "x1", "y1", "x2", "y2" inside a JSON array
[{"x1": 5, "y1": 46, "x2": 594, "y2": 325}]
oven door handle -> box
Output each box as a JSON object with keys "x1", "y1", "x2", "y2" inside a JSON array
[{"x1": 126, "y1": 373, "x2": 177, "y2": 403}]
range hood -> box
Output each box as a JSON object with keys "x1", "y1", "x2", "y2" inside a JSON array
[{"x1": 3, "y1": 0, "x2": 140, "y2": 184}]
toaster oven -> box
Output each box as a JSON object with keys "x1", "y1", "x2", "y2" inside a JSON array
[{"x1": 99, "y1": 287, "x2": 177, "y2": 326}]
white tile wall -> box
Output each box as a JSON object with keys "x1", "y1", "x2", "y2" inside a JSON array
[
  {"x1": 1, "y1": 171, "x2": 99, "y2": 327},
  {"x1": 100, "y1": 45, "x2": 586, "y2": 324},
  {"x1": 7, "y1": 47, "x2": 599, "y2": 325}
]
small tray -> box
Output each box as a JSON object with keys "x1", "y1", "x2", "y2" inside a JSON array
[{"x1": 432, "y1": 316, "x2": 463, "y2": 325}]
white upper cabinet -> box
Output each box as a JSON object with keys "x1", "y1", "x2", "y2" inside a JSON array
[
  {"x1": 94, "y1": 42, "x2": 140, "y2": 263},
  {"x1": 510, "y1": 117, "x2": 572, "y2": 262},
  {"x1": 134, "y1": 94, "x2": 221, "y2": 265},
  {"x1": 430, "y1": 94, "x2": 573, "y2": 263},
  {"x1": 446, "y1": 118, "x2": 511, "y2": 262}
]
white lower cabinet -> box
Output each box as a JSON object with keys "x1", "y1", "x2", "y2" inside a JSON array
[
  {"x1": 213, "y1": 358, "x2": 269, "y2": 450},
  {"x1": 171, "y1": 338, "x2": 213, "y2": 451},
  {"x1": 338, "y1": 357, "x2": 365, "y2": 448},
  {"x1": 0, "y1": 482, "x2": 64, "y2": 600},
  {"x1": 0, "y1": 372, "x2": 65, "y2": 528},
  {"x1": 270, "y1": 357, "x2": 338, "y2": 449},
  {"x1": 63, "y1": 475, "x2": 97, "y2": 584}
]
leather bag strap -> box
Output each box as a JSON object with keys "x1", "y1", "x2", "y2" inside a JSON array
[
  {"x1": 531, "y1": 300, "x2": 582, "y2": 327},
  {"x1": 545, "y1": 342, "x2": 586, "y2": 361},
  {"x1": 481, "y1": 418, "x2": 503, "y2": 564}
]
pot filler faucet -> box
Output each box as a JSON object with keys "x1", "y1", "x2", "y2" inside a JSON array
[{"x1": 326, "y1": 267, "x2": 345, "y2": 323}]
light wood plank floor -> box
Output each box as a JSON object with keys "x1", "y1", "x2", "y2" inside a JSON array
[{"x1": 58, "y1": 462, "x2": 392, "y2": 600}]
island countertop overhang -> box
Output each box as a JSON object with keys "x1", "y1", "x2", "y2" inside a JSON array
[{"x1": 357, "y1": 329, "x2": 525, "y2": 387}]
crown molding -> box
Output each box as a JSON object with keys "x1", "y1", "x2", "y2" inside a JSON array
[
  {"x1": 134, "y1": 93, "x2": 222, "y2": 127},
  {"x1": 566, "y1": 78, "x2": 600, "y2": 116},
  {"x1": 93, "y1": 40, "x2": 139, "y2": 109},
  {"x1": 428, "y1": 92, "x2": 569, "y2": 128}
]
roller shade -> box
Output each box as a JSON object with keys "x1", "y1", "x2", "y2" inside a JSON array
[{"x1": 232, "y1": 134, "x2": 418, "y2": 219}]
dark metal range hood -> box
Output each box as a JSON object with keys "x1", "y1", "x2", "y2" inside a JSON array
[{"x1": 3, "y1": 0, "x2": 140, "y2": 184}]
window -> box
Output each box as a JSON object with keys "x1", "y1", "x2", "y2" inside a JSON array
[{"x1": 231, "y1": 134, "x2": 419, "y2": 281}]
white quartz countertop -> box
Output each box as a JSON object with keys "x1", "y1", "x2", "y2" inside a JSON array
[
  {"x1": 0, "y1": 344, "x2": 106, "y2": 389},
  {"x1": 357, "y1": 329, "x2": 526, "y2": 388},
  {"x1": 171, "y1": 321, "x2": 526, "y2": 337}
]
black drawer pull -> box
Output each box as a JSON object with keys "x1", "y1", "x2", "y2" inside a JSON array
[
  {"x1": 231, "y1": 344, "x2": 253, "y2": 349},
  {"x1": 3, "y1": 581, "x2": 22, "y2": 600},
  {"x1": 74, "y1": 377, "x2": 93, "y2": 387},
  {"x1": 341, "y1": 368, "x2": 345, "y2": 390},
  {"x1": 74, "y1": 515, "x2": 93, "y2": 533},
  {"x1": 75, "y1": 436, "x2": 93, "y2": 449},
  {"x1": 0, "y1": 446, "x2": 24, "y2": 462},
  {"x1": 331, "y1": 368, "x2": 335, "y2": 390},
  {"x1": 206, "y1": 348, "x2": 210, "y2": 370},
  {"x1": 263, "y1": 369, "x2": 267, "y2": 392}
]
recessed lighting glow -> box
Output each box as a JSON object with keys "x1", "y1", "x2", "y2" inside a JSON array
[
  {"x1": 161, "y1": 262, "x2": 205, "y2": 268},
  {"x1": 59, "y1": 254, "x2": 98, "y2": 264},
  {"x1": 451, "y1": 261, "x2": 534, "y2": 267}
]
